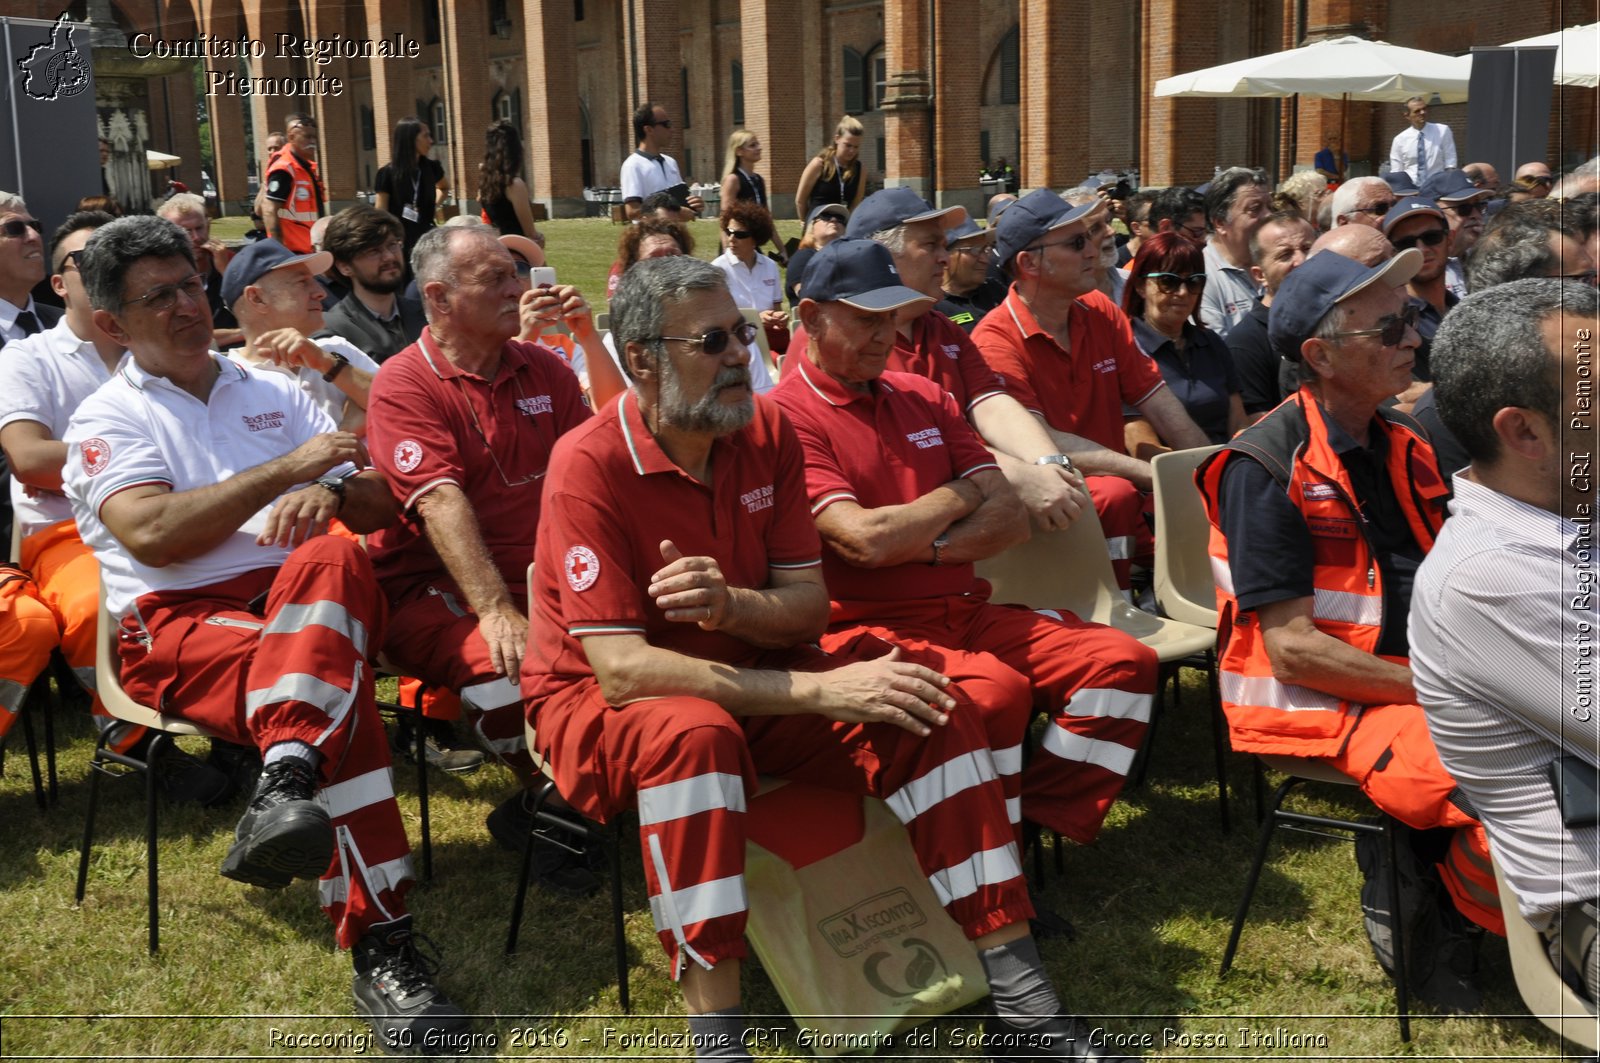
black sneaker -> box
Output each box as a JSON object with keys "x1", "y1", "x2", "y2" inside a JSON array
[
  {"x1": 983, "y1": 1014, "x2": 1140, "y2": 1061},
  {"x1": 151, "y1": 742, "x2": 233, "y2": 807},
  {"x1": 485, "y1": 790, "x2": 600, "y2": 898},
  {"x1": 1407, "y1": 881, "x2": 1483, "y2": 1013},
  {"x1": 391, "y1": 718, "x2": 486, "y2": 776},
  {"x1": 219, "y1": 755, "x2": 332, "y2": 889},
  {"x1": 352, "y1": 915, "x2": 471, "y2": 1056},
  {"x1": 1354, "y1": 819, "x2": 1427, "y2": 977}
]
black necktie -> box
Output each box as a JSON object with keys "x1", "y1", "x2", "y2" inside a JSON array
[{"x1": 14, "y1": 311, "x2": 39, "y2": 337}]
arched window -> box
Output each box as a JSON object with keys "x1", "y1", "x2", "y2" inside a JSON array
[
  {"x1": 731, "y1": 61, "x2": 745, "y2": 126},
  {"x1": 428, "y1": 98, "x2": 449, "y2": 144}
]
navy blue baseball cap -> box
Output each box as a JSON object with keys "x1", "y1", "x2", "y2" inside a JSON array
[
  {"x1": 1419, "y1": 168, "x2": 1492, "y2": 204},
  {"x1": 946, "y1": 218, "x2": 994, "y2": 249},
  {"x1": 845, "y1": 187, "x2": 966, "y2": 240},
  {"x1": 993, "y1": 188, "x2": 1098, "y2": 268},
  {"x1": 1380, "y1": 196, "x2": 1446, "y2": 234},
  {"x1": 798, "y1": 238, "x2": 935, "y2": 312},
  {"x1": 1268, "y1": 247, "x2": 1422, "y2": 361},
  {"x1": 221, "y1": 238, "x2": 332, "y2": 308},
  {"x1": 1380, "y1": 170, "x2": 1421, "y2": 197}
]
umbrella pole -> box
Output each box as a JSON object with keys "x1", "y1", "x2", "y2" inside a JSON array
[{"x1": 1339, "y1": 94, "x2": 1349, "y2": 178}]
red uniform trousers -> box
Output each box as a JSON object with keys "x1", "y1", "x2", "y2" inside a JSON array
[
  {"x1": 1316, "y1": 701, "x2": 1501, "y2": 934},
  {"x1": 382, "y1": 583, "x2": 533, "y2": 782},
  {"x1": 1085, "y1": 474, "x2": 1153, "y2": 592},
  {"x1": 825, "y1": 595, "x2": 1157, "y2": 846},
  {"x1": 1, "y1": 522, "x2": 137, "y2": 751},
  {"x1": 530, "y1": 644, "x2": 1034, "y2": 979},
  {"x1": 119, "y1": 536, "x2": 410, "y2": 948}
]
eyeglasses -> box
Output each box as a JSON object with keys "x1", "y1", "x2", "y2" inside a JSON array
[
  {"x1": 1145, "y1": 272, "x2": 1207, "y2": 294},
  {"x1": 512, "y1": 259, "x2": 534, "y2": 277},
  {"x1": 355, "y1": 239, "x2": 404, "y2": 260},
  {"x1": 1391, "y1": 228, "x2": 1449, "y2": 252},
  {"x1": 1026, "y1": 233, "x2": 1093, "y2": 255},
  {"x1": 1350, "y1": 201, "x2": 1396, "y2": 217},
  {"x1": 1526, "y1": 175, "x2": 1555, "y2": 187},
  {"x1": 1327, "y1": 304, "x2": 1419, "y2": 347},
  {"x1": 954, "y1": 244, "x2": 997, "y2": 260},
  {"x1": 653, "y1": 321, "x2": 759, "y2": 356},
  {"x1": 1178, "y1": 223, "x2": 1208, "y2": 241},
  {"x1": 1447, "y1": 201, "x2": 1486, "y2": 218},
  {"x1": 725, "y1": 229, "x2": 753, "y2": 240},
  {"x1": 0, "y1": 218, "x2": 42, "y2": 239},
  {"x1": 120, "y1": 274, "x2": 206, "y2": 313}
]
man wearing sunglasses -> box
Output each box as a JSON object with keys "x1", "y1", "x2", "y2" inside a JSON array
[
  {"x1": 1329, "y1": 177, "x2": 1398, "y2": 231},
  {"x1": 0, "y1": 192, "x2": 61, "y2": 345},
  {"x1": 261, "y1": 113, "x2": 325, "y2": 255},
  {"x1": 1511, "y1": 161, "x2": 1555, "y2": 200},
  {"x1": 1420, "y1": 169, "x2": 1492, "y2": 300},
  {"x1": 365, "y1": 225, "x2": 599, "y2": 893},
  {"x1": 61, "y1": 216, "x2": 468, "y2": 1046},
  {"x1": 1380, "y1": 197, "x2": 1456, "y2": 389},
  {"x1": 621, "y1": 102, "x2": 702, "y2": 223},
  {"x1": 526, "y1": 253, "x2": 1140, "y2": 1062},
  {"x1": 934, "y1": 218, "x2": 1006, "y2": 332},
  {"x1": 1198, "y1": 247, "x2": 1495, "y2": 1013}
]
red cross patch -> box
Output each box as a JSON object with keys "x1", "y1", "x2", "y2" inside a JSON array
[
  {"x1": 80, "y1": 437, "x2": 110, "y2": 477},
  {"x1": 564, "y1": 545, "x2": 600, "y2": 592},
  {"x1": 393, "y1": 439, "x2": 423, "y2": 473}
]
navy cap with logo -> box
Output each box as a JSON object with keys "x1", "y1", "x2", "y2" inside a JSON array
[
  {"x1": 1380, "y1": 195, "x2": 1447, "y2": 234},
  {"x1": 993, "y1": 188, "x2": 1098, "y2": 268},
  {"x1": 798, "y1": 238, "x2": 936, "y2": 312},
  {"x1": 845, "y1": 187, "x2": 967, "y2": 240},
  {"x1": 221, "y1": 238, "x2": 333, "y2": 308},
  {"x1": 1419, "y1": 168, "x2": 1493, "y2": 204},
  {"x1": 1267, "y1": 247, "x2": 1423, "y2": 361},
  {"x1": 806, "y1": 202, "x2": 850, "y2": 228}
]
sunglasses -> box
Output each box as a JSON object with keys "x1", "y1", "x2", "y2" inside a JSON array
[
  {"x1": 654, "y1": 321, "x2": 759, "y2": 356},
  {"x1": 725, "y1": 229, "x2": 753, "y2": 240},
  {"x1": 1526, "y1": 175, "x2": 1555, "y2": 187},
  {"x1": 652, "y1": 118, "x2": 672, "y2": 128},
  {"x1": 1026, "y1": 233, "x2": 1093, "y2": 255},
  {"x1": 60, "y1": 249, "x2": 86, "y2": 272},
  {"x1": 1350, "y1": 201, "x2": 1396, "y2": 217},
  {"x1": 1447, "y1": 201, "x2": 1486, "y2": 218},
  {"x1": 1328, "y1": 304, "x2": 1419, "y2": 347},
  {"x1": 0, "y1": 218, "x2": 42, "y2": 239},
  {"x1": 121, "y1": 273, "x2": 206, "y2": 314},
  {"x1": 1391, "y1": 228, "x2": 1449, "y2": 252},
  {"x1": 1145, "y1": 271, "x2": 1207, "y2": 294}
]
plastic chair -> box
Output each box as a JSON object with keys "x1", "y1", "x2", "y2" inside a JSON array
[
  {"x1": 5, "y1": 518, "x2": 56, "y2": 809},
  {"x1": 1220, "y1": 754, "x2": 1412, "y2": 1042},
  {"x1": 737, "y1": 307, "x2": 780, "y2": 383},
  {"x1": 1491, "y1": 850, "x2": 1599, "y2": 1051},
  {"x1": 76, "y1": 587, "x2": 225, "y2": 953}
]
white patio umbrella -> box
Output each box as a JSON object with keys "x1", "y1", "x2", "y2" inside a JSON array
[
  {"x1": 1153, "y1": 35, "x2": 1472, "y2": 103},
  {"x1": 1499, "y1": 24, "x2": 1599, "y2": 88},
  {"x1": 146, "y1": 149, "x2": 181, "y2": 171}
]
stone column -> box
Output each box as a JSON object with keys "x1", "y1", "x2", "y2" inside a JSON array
[
  {"x1": 440, "y1": 0, "x2": 494, "y2": 216},
  {"x1": 1020, "y1": 0, "x2": 1091, "y2": 191},
  {"x1": 932, "y1": 0, "x2": 980, "y2": 213},
  {"x1": 523, "y1": 0, "x2": 586, "y2": 216},
  {"x1": 740, "y1": 0, "x2": 807, "y2": 218},
  {"x1": 879, "y1": 0, "x2": 932, "y2": 198}
]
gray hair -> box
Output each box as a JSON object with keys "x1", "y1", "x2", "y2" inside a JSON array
[
  {"x1": 1277, "y1": 169, "x2": 1327, "y2": 214},
  {"x1": 1329, "y1": 177, "x2": 1389, "y2": 223},
  {"x1": 610, "y1": 256, "x2": 729, "y2": 381},
  {"x1": 1205, "y1": 166, "x2": 1270, "y2": 227},
  {"x1": 1060, "y1": 186, "x2": 1099, "y2": 207},
  {"x1": 872, "y1": 225, "x2": 908, "y2": 257},
  {"x1": 1431, "y1": 279, "x2": 1596, "y2": 465},
  {"x1": 79, "y1": 216, "x2": 195, "y2": 314},
  {"x1": 1553, "y1": 155, "x2": 1600, "y2": 200},
  {"x1": 411, "y1": 225, "x2": 502, "y2": 321},
  {"x1": 0, "y1": 191, "x2": 26, "y2": 215},
  {"x1": 1466, "y1": 200, "x2": 1579, "y2": 292},
  {"x1": 156, "y1": 192, "x2": 208, "y2": 220}
]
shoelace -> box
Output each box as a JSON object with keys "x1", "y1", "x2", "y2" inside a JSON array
[
  {"x1": 374, "y1": 929, "x2": 444, "y2": 999},
  {"x1": 255, "y1": 758, "x2": 317, "y2": 807}
]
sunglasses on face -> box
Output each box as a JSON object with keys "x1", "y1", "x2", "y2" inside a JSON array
[
  {"x1": 1391, "y1": 227, "x2": 1449, "y2": 252},
  {"x1": 60, "y1": 249, "x2": 86, "y2": 272},
  {"x1": 725, "y1": 229, "x2": 753, "y2": 240},
  {"x1": 1145, "y1": 271, "x2": 1207, "y2": 294},
  {"x1": 0, "y1": 217, "x2": 42, "y2": 239},
  {"x1": 654, "y1": 320, "x2": 759, "y2": 356},
  {"x1": 1329, "y1": 303, "x2": 1419, "y2": 347},
  {"x1": 1351, "y1": 201, "x2": 1396, "y2": 217},
  {"x1": 1447, "y1": 202, "x2": 1486, "y2": 218},
  {"x1": 652, "y1": 118, "x2": 672, "y2": 128}
]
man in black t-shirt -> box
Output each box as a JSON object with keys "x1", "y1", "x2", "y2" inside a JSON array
[
  {"x1": 933, "y1": 219, "x2": 1006, "y2": 332},
  {"x1": 1228, "y1": 210, "x2": 1316, "y2": 418}
]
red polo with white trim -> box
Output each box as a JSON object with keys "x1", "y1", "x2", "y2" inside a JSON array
[
  {"x1": 770, "y1": 353, "x2": 999, "y2": 602},
  {"x1": 971, "y1": 286, "x2": 1166, "y2": 453},
  {"x1": 789, "y1": 308, "x2": 1007, "y2": 415},
  {"x1": 366, "y1": 327, "x2": 591, "y2": 601}
]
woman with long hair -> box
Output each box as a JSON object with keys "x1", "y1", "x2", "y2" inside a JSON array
[
  {"x1": 373, "y1": 115, "x2": 448, "y2": 268},
  {"x1": 793, "y1": 115, "x2": 866, "y2": 217},
  {"x1": 720, "y1": 130, "x2": 785, "y2": 263},
  {"x1": 1121, "y1": 231, "x2": 1246, "y2": 445},
  {"x1": 477, "y1": 119, "x2": 541, "y2": 241}
]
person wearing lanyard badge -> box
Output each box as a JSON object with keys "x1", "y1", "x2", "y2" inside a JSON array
[{"x1": 373, "y1": 116, "x2": 449, "y2": 278}]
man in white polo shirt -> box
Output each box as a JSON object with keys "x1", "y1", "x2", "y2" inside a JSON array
[
  {"x1": 61, "y1": 216, "x2": 468, "y2": 1050},
  {"x1": 620, "y1": 102, "x2": 703, "y2": 223}
]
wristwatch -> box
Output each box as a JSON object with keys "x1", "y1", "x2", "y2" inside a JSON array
[
  {"x1": 931, "y1": 534, "x2": 951, "y2": 566},
  {"x1": 322, "y1": 352, "x2": 350, "y2": 383},
  {"x1": 314, "y1": 474, "x2": 348, "y2": 512},
  {"x1": 1036, "y1": 453, "x2": 1076, "y2": 473}
]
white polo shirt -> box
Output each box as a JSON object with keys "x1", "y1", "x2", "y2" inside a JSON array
[
  {"x1": 0, "y1": 318, "x2": 127, "y2": 536},
  {"x1": 228, "y1": 334, "x2": 379, "y2": 426},
  {"x1": 63, "y1": 353, "x2": 354, "y2": 618},
  {"x1": 1200, "y1": 240, "x2": 1263, "y2": 339},
  {"x1": 619, "y1": 151, "x2": 682, "y2": 204},
  {"x1": 713, "y1": 249, "x2": 783, "y2": 311}
]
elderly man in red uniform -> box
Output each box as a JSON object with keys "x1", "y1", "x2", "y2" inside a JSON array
[
  {"x1": 1196, "y1": 248, "x2": 1495, "y2": 1012},
  {"x1": 365, "y1": 224, "x2": 600, "y2": 891},
  {"x1": 972, "y1": 189, "x2": 1211, "y2": 591},
  {"x1": 772, "y1": 237, "x2": 1156, "y2": 850},
  {"x1": 523, "y1": 255, "x2": 1137, "y2": 1063}
]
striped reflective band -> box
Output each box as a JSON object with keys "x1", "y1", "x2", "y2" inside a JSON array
[
  {"x1": 318, "y1": 853, "x2": 414, "y2": 907},
  {"x1": 884, "y1": 749, "x2": 995, "y2": 824},
  {"x1": 1063, "y1": 686, "x2": 1153, "y2": 723},
  {"x1": 319, "y1": 767, "x2": 395, "y2": 818},
  {"x1": 0, "y1": 678, "x2": 25, "y2": 713},
  {"x1": 460, "y1": 675, "x2": 523, "y2": 711},
  {"x1": 991, "y1": 744, "x2": 1024, "y2": 776},
  {"x1": 646, "y1": 871, "x2": 748, "y2": 932},
  {"x1": 1313, "y1": 587, "x2": 1382, "y2": 627},
  {"x1": 245, "y1": 672, "x2": 351, "y2": 720},
  {"x1": 1106, "y1": 535, "x2": 1133, "y2": 561},
  {"x1": 1211, "y1": 557, "x2": 1235, "y2": 597},
  {"x1": 1219, "y1": 671, "x2": 1344, "y2": 713},
  {"x1": 637, "y1": 772, "x2": 746, "y2": 827},
  {"x1": 264, "y1": 600, "x2": 368, "y2": 655},
  {"x1": 1040, "y1": 723, "x2": 1137, "y2": 776},
  {"x1": 927, "y1": 842, "x2": 1023, "y2": 906}
]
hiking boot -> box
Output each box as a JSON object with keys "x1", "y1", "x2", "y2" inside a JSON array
[
  {"x1": 1354, "y1": 819, "x2": 1427, "y2": 977},
  {"x1": 486, "y1": 790, "x2": 600, "y2": 898},
  {"x1": 391, "y1": 718, "x2": 485, "y2": 776},
  {"x1": 983, "y1": 1013, "x2": 1140, "y2": 1061},
  {"x1": 150, "y1": 742, "x2": 233, "y2": 807},
  {"x1": 219, "y1": 755, "x2": 332, "y2": 889},
  {"x1": 352, "y1": 915, "x2": 471, "y2": 1056},
  {"x1": 1407, "y1": 882, "x2": 1484, "y2": 1013}
]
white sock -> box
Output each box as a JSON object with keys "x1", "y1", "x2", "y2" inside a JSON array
[{"x1": 263, "y1": 740, "x2": 320, "y2": 769}]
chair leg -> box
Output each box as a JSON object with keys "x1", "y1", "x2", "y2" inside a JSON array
[
  {"x1": 43, "y1": 689, "x2": 57, "y2": 804},
  {"x1": 504, "y1": 780, "x2": 556, "y2": 954},
  {"x1": 1383, "y1": 818, "x2": 1412, "y2": 1042},
  {"x1": 75, "y1": 730, "x2": 114, "y2": 904},
  {"x1": 409, "y1": 688, "x2": 432, "y2": 884},
  {"x1": 145, "y1": 733, "x2": 167, "y2": 954},
  {"x1": 1220, "y1": 775, "x2": 1301, "y2": 975},
  {"x1": 1129, "y1": 668, "x2": 1168, "y2": 789},
  {"x1": 21, "y1": 689, "x2": 46, "y2": 811},
  {"x1": 610, "y1": 819, "x2": 629, "y2": 1014},
  {"x1": 1206, "y1": 653, "x2": 1230, "y2": 834}
]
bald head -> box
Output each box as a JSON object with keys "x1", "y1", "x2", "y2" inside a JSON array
[{"x1": 1310, "y1": 224, "x2": 1394, "y2": 267}]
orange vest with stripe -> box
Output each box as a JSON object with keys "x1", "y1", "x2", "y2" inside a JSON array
[
  {"x1": 1196, "y1": 389, "x2": 1449, "y2": 756},
  {"x1": 265, "y1": 146, "x2": 323, "y2": 253}
]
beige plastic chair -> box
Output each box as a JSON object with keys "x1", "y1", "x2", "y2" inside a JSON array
[
  {"x1": 594, "y1": 311, "x2": 610, "y2": 333},
  {"x1": 76, "y1": 587, "x2": 224, "y2": 953},
  {"x1": 738, "y1": 306, "x2": 780, "y2": 383},
  {"x1": 1491, "y1": 850, "x2": 1599, "y2": 1052},
  {"x1": 1151, "y1": 446, "x2": 1222, "y2": 629}
]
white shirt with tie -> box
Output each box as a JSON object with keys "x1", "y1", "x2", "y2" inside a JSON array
[
  {"x1": 1387, "y1": 121, "x2": 1457, "y2": 185},
  {"x1": 0, "y1": 296, "x2": 45, "y2": 346}
]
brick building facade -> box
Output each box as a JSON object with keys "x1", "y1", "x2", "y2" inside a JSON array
[{"x1": 26, "y1": 0, "x2": 1599, "y2": 220}]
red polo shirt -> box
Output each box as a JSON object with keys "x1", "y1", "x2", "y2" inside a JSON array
[
  {"x1": 366, "y1": 327, "x2": 591, "y2": 601},
  {"x1": 970, "y1": 286, "x2": 1166, "y2": 454},
  {"x1": 523, "y1": 391, "x2": 822, "y2": 703},
  {"x1": 789, "y1": 308, "x2": 1007, "y2": 415},
  {"x1": 770, "y1": 351, "x2": 1000, "y2": 604}
]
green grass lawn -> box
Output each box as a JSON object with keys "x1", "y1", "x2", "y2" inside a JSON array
[{"x1": 1, "y1": 670, "x2": 1576, "y2": 1060}]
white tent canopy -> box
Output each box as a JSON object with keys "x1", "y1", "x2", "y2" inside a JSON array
[
  {"x1": 146, "y1": 149, "x2": 181, "y2": 171},
  {"x1": 1154, "y1": 35, "x2": 1472, "y2": 102},
  {"x1": 1499, "y1": 23, "x2": 1599, "y2": 88}
]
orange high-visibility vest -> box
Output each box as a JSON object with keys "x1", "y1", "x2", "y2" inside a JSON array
[
  {"x1": 264, "y1": 146, "x2": 323, "y2": 254},
  {"x1": 1196, "y1": 389, "x2": 1449, "y2": 756}
]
